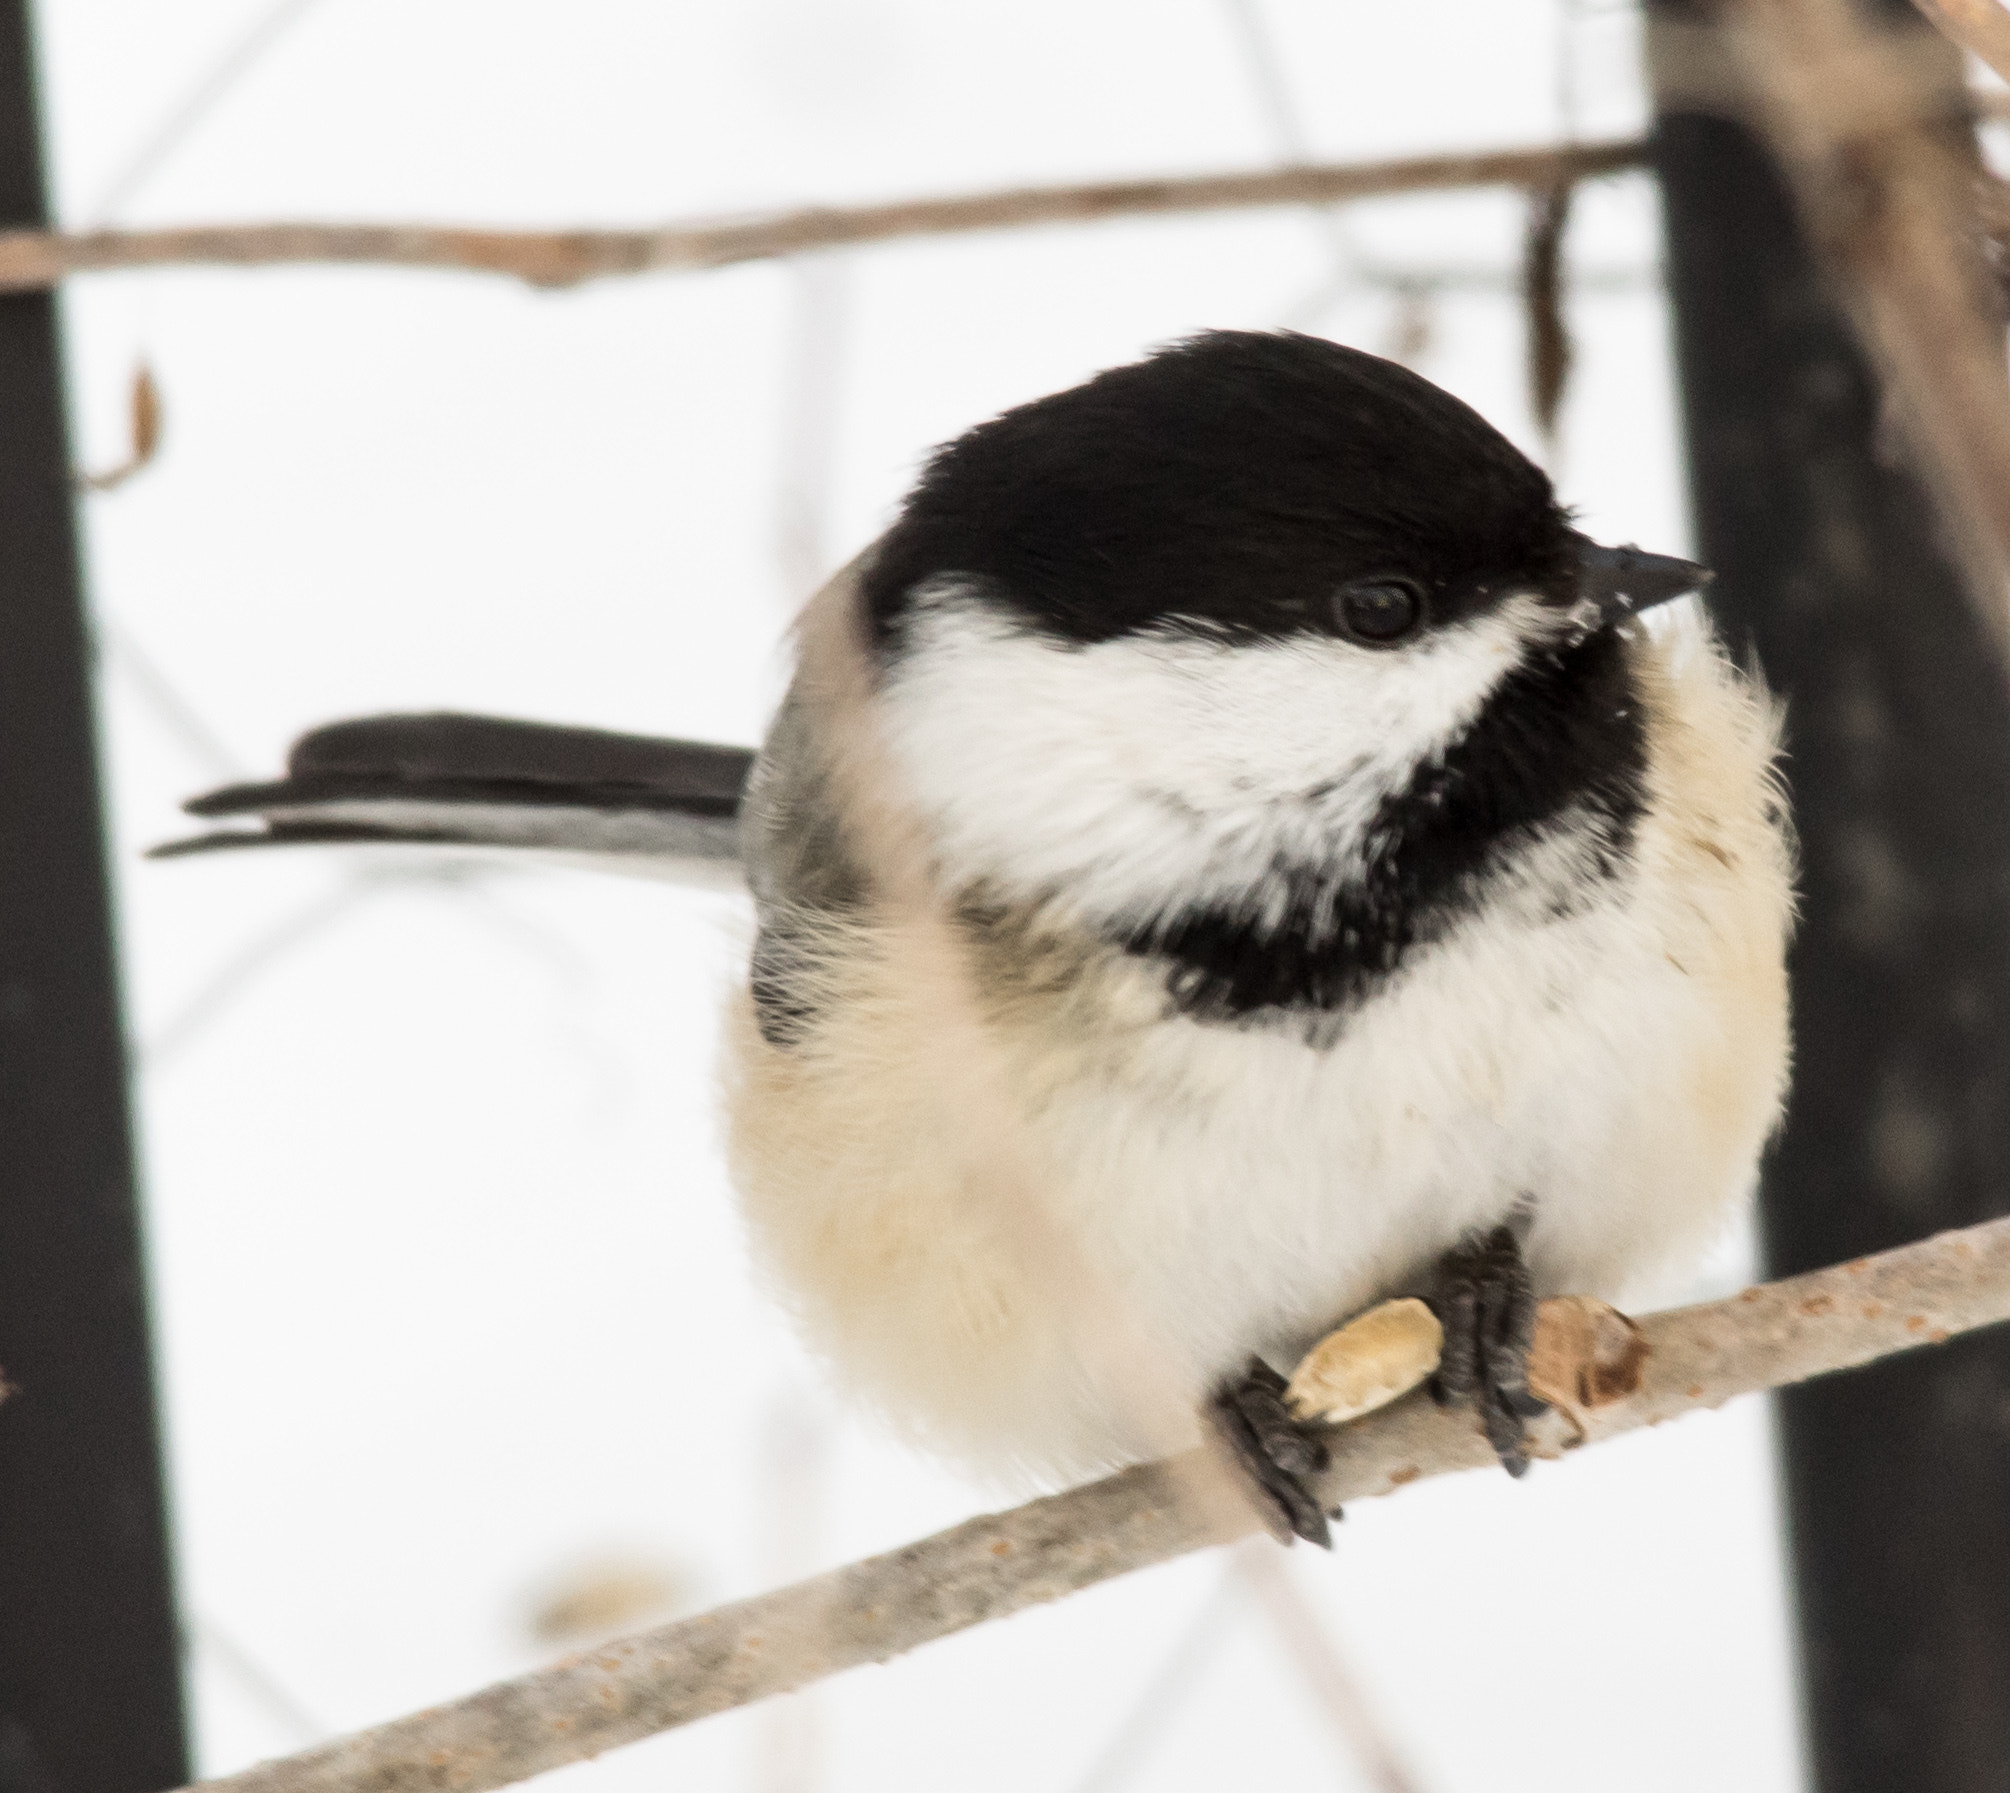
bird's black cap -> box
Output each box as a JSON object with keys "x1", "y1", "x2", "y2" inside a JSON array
[
  {"x1": 858, "y1": 331, "x2": 1696, "y2": 1021},
  {"x1": 864, "y1": 329, "x2": 1582, "y2": 648}
]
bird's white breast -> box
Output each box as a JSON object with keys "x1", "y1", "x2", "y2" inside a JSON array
[{"x1": 724, "y1": 610, "x2": 1791, "y2": 1488}]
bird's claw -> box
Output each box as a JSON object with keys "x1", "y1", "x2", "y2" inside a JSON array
[
  {"x1": 1429, "y1": 1224, "x2": 1549, "y2": 1476},
  {"x1": 1207, "y1": 1357, "x2": 1338, "y2": 1548}
]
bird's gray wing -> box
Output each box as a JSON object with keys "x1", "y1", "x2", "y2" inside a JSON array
[
  {"x1": 155, "y1": 711, "x2": 751, "y2": 880},
  {"x1": 739, "y1": 680, "x2": 869, "y2": 1044}
]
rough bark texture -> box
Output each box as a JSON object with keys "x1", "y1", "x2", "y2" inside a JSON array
[
  {"x1": 182, "y1": 1217, "x2": 2010, "y2": 1793},
  {"x1": 0, "y1": 141, "x2": 1646, "y2": 292}
]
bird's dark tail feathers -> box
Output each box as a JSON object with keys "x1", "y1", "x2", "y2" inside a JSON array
[{"x1": 153, "y1": 712, "x2": 752, "y2": 880}]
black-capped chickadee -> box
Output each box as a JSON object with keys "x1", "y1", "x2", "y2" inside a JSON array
[{"x1": 170, "y1": 331, "x2": 1793, "y2": 1546}]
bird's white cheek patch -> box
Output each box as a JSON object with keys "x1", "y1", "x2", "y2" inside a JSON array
[{"x1": 876, "y1": 591, "x2": 1533, "y2": 924}]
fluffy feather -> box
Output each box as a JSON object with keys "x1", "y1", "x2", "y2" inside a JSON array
[
  {"x1": 724, "y1": 610, "x2": 1792, "y2": 1487},
  {"x1": 164, "y1": 333, "x2": 1791, "y2": 1500}
]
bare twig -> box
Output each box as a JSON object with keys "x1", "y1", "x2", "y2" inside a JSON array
[
  {"x1": 180, "y1": 1213, "x2": 2010, "y2": 1793},
  {"x1": 0, "y1": 141, "x2": 1646, "y2": 293},
  {"x1": 1914, "y1": 0, "x2": 2010, "y2": 89}
]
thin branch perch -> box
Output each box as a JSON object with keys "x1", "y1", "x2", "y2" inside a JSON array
[
  {"x1": 0, "y1": 141, "x2": 1646, "y2": 292},
  {"x1": 184, "y1": 1213, "x2": 2010, "y2": 1793}
]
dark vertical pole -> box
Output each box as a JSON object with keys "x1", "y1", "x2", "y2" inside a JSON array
[
  {"x1": 0, "y1": 6, "x2": 189, "y2": 1790},
  {"x1": 1650, "y1": 8, "x2": 2010, "y2": 1789}
]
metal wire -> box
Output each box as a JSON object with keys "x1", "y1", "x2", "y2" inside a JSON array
[
  {"x1": 88, "y1": 0, "x2": 327, "y2": 225},
  {"x1": 774, "y1": 255, "x2": 853, "y2": 607},
  {"x1": 1064, "y1": 1565, "x2": 1243, "y2": 1793},
  {"x1": 188, "y1": 1612, "x2": 327, "y2": 1746},
  {"x1": 1216, "y1": 0, "x2": 1361, "y2": 282},
  {"x1": 753, "y1": 1388, "x2": 834, "y2": 1793},
  {"x1": 1231, "y1": 1542, "x2": 1428, "y2": 1793},
  {"x1": 99, "y1": 617, "x2": 249, "y2": 782},
  {"x1": 140, "y1": 871, "x2": 381, "y2": 1069}
]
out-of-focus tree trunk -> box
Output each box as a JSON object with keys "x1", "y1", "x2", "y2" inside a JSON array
[
  {"x1": 0, "y1": 4, "x2": 188, "y2": 1787},
  {"x1": 1650, "y1": 4, "x2": 2010, "y2": 1785}
]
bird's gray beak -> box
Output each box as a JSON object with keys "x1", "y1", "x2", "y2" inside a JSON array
[{"x1": 1567, "y1": 531, "x2": 1711, "y2": 633}]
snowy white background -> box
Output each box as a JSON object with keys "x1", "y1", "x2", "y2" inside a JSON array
[{"x1": 31, "y1": 2, "x2": 1803, "y2": 1788}]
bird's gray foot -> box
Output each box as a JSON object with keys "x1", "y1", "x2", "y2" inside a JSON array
[
  {"x1": 1207, "y1": 1357, "x2": 1337, "y2": 1548},
  {"x1": 1428, "y1": 1224, "x2": 1550, "y2": 1476}
]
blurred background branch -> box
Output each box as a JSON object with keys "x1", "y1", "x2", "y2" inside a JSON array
[{"x1": 0, "y1": 140, "x2": 1647, "y2": 290}]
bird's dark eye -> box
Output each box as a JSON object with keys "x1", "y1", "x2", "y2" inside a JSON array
[{"x1": 1334, "y1": 579, "x2": 1424, "y2": 645}]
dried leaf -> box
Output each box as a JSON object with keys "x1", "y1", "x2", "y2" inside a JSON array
[
  {"x1": 76, "y1": 359, "x2": 165, "y2": 494},
  {"x1": 130, "y1": 362, "x2": 162, "y2": 463}
]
